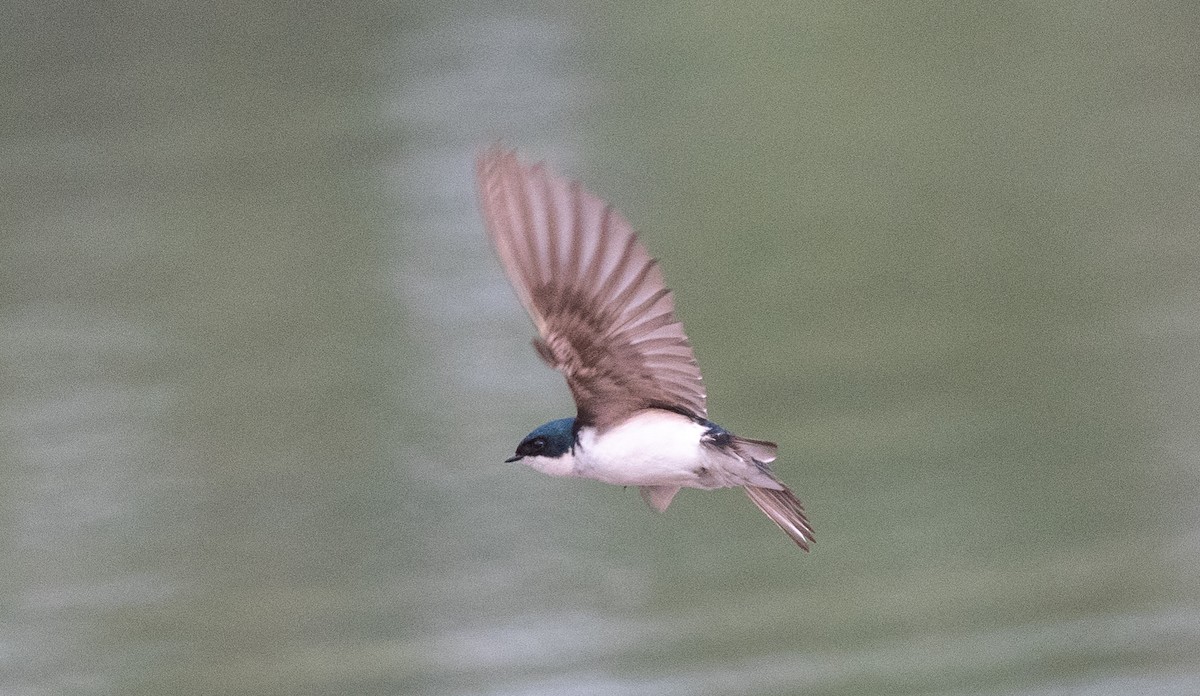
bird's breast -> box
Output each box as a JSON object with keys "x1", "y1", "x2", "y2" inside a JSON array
[{"x1": 573, "y1": 410, "x2": 734, "y2": 488}]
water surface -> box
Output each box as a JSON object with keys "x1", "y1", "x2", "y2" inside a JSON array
[{"x1": 4, "y1": 2, "x2": 1199, "y2": 694}]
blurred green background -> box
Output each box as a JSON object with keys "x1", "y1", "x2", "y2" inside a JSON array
[{"x1": 4, "y1": 2, "x2": 1199, "y2": 694}]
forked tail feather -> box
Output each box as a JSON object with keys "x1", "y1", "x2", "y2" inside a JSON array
[{"x1": 744, "y1": 484, "x2": 814, "y2": 550}]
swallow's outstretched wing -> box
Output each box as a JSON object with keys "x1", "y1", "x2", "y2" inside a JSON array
[{"x1": 477, "y1": 147, "x2": 706, "y2": 430}]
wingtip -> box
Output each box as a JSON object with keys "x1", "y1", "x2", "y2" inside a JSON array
[
  {"x1": 476, "y1": 143, "x2": 513, "y2": 179},
  {"x1": 639, "y1": 485, "x2": 681, "y2": 512}
]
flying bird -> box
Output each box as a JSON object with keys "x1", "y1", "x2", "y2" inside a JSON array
[{"x1": 476, "y1": 147, "x2": 813, "y2": 549}]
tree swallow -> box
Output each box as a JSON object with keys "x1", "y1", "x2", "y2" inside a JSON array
[{"x1": 476, "y1": 148, "x2": 813, "y2": 550}]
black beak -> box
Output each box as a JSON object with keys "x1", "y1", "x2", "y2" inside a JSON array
[{"x1": 505, "y1": 455, "x2": 522, "y2": 463}]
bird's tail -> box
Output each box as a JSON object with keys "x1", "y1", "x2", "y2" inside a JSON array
[{"x1": 745, "y1": 483, "x2": 814, "y2": 551}]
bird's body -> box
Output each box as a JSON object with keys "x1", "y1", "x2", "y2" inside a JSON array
[
  {"x1": 530, "y1": 410, "x2": 777, "y2": 490},
  {"x1": 477, "y1": 147, "x2": 814, "y2": 549}
]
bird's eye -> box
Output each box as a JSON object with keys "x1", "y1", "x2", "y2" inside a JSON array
[{"x1": 516, "y1": 436, "x2": 550, "y2": 458}]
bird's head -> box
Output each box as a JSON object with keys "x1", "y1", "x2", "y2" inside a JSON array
[{"x1": 506, "y1": 417, "x2": 576, "y2": 473}]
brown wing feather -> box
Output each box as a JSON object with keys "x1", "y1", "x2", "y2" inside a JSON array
[{"x1": 477, "y1": 147, "x2": 707, "y2": 429}]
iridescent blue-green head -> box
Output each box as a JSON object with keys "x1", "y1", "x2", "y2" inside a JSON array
[{"x1": 505, "y1": 417, "x2": 576, "y2": 463}]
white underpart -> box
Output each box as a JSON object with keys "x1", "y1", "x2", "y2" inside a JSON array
[{"x1": 520, "y1": 409, "x2": 779, "y2": 490}]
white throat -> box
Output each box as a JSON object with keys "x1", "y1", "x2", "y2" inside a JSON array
[{"x1": 520, "y1": 450, "x2": 579, "y2": 478}]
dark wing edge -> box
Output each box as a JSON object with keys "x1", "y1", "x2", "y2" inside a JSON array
[{"x1": 476, "y1": 146, "x2": 707, "y2": 427}]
